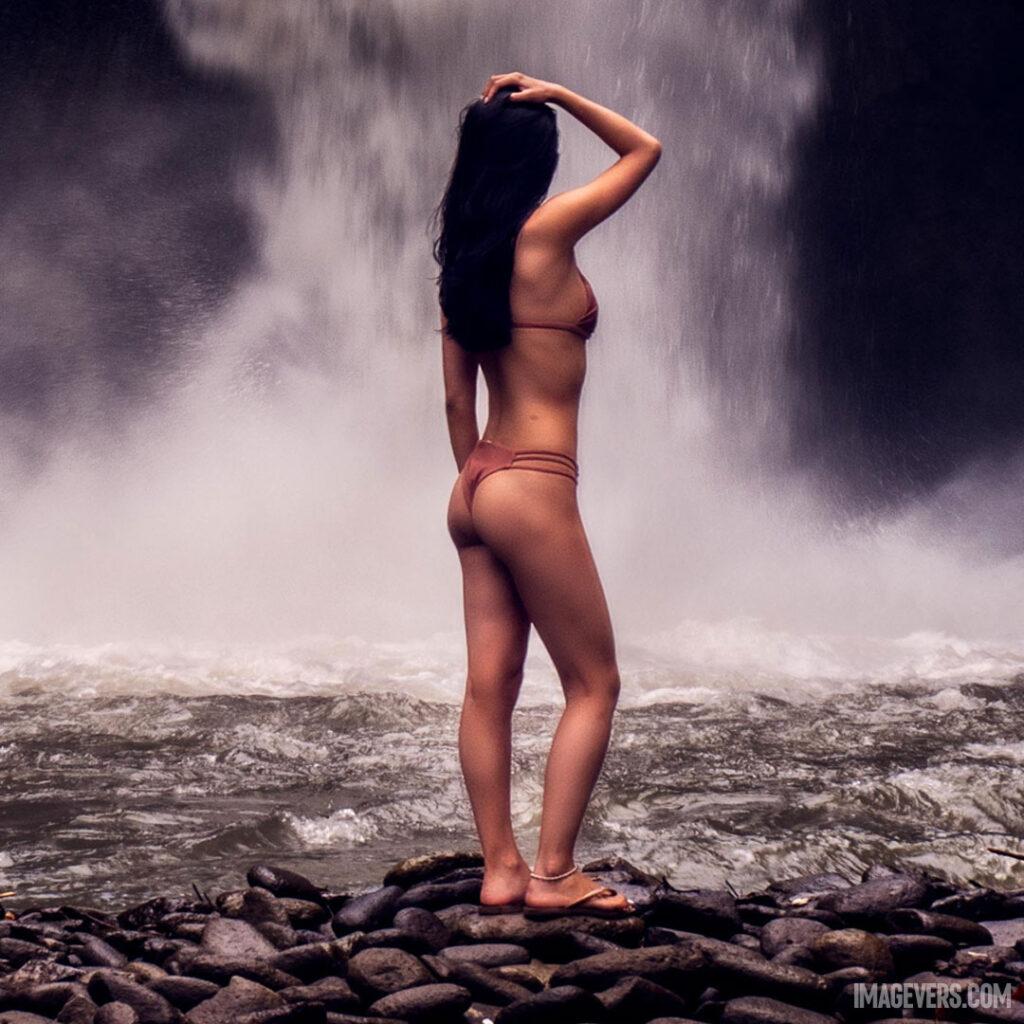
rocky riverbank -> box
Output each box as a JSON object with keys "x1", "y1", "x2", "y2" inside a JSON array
[{"x1": 2, "y1": 851, "x2": 1024, "y2": 1023}]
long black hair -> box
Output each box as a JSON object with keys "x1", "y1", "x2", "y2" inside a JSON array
[{"x1": 431, "y1": 86, "x2": 559, "y2": 352}]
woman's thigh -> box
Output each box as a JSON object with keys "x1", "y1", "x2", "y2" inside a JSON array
[
  {"x1": 448, "y1": 475, "x2": 530, "y2": 699},
  {"x1": 470, "y1": 472, "x2": 618, "y2": 690}
]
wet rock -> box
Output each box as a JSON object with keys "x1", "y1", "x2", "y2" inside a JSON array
[
  {"x1": 391, "y1": 908, "x2": 450, "y2": 953},
  {"x1": 279, "y1": 900, "x2": 330, "y2": 929},
  {"x1": 648, "y1": 890, "x2": 742, "y2": 939},
  {"x1": 931, "y1": 888, "x2": 1008, "y2": 921},
  {"x1": 368, "y1": 982, "x2": 472, "y2": 1022},
  {"x1": 331, "y1": 888, "x2": 402, "y2": 934},
  {"x1": 255, "y1": 922, "x2": 299, "y2": 950},
  {"x1": 491, "y1": 964, "x2": 546, "y2": 992},
  {"x1": 886, "y1": 908, "x2": 993, "y2": 946},
  {"x1": 55, "y1": 995, "x2": 99, "y2": 1023},
  {"x1": 760, "y1": 917, "x2": 830, "y2": 957},
  {"x1": 983, "y1": 918, "x2": 1024, "y2": 947},
  {"x1": 237, "y1": 1007, "x2": 327, "y2": 1024},
  {"x1": 13, "y1": 981, "x2": 88, "y2": 1016},
  {"x1": 77, "y1": 935, "x2": 129, "y2": 969},
  {"x1": 455, "y1": 909, "x2": 644, "y2": 954},
  {"x1": 117, "y1": 898, "x2": 193, "y2": 933},
  {"x1": 280, "y1": 976, "x2": 360, "y2": 1013},
  {"x1": 494, "y1": 984, "x2": 605, "y2": 1023},
  {"x1": 268, "y1": 940, "x2": 348, "y2": 982},
  {"x1": 884, "y1": 932, "x2": 954, "y2": 973},
  {"x1": 349, "y1": 927, "x2": 433, "y2": 955},
  {"x1": 200, "y1": 916, "x2": 278, "y2": 959},
  {"x1": 247, "y1": 866, "x2": 325, "y2": 906},
  {"x1": 706, "y1": 947, "x2": 830, "y2": 1008},
  {"x1": 721, "y1": 994, "x2": 838, "y2": 1023},
  {"x1": 184, "y1": 976, "x2": 283, "y2": 1023},
  {"x1": 95, "y1": 1004, "x2": 139, "y2": 1024},
  {"x1": 550, "y1": 944, "x2": 708, "y2": 995},
  {"x1": 86, "y1": 970, "x2": 178, "y2": 1023},
  {"x1": 950, "y1": 943, "x2": 1019, "y2": 973},
  {"x1": 766, "y1": 873, "x2": 851, "y2": 904},
  {"x1": 432, "y1": 959, "x2": 532, "y2": 1005},
  {"x1": 770, "y1": 944, "x2": 817, "y2": 969},
  {"x1": 148, "y1": 975, "x2": 220, "y2": 1010},
  {"x1": 0, "y1": 940, "x2": 50, "y2": 969},
  {"x1": 346, "y1": 947, "x2": 432, "y2": 999},
  {"x1": 0, "y1": 1013, "x2": 60, "y2": 1024},
  {"x1": 172, "y1": 951, "x2": 301, "y2": 990},
  {"x1": 383, "y1": 852, "x2": 484, "y2": 889},
  {"x1": 596, "y1": 974, "x2": 691, "y2": 1019},
  {"x1": 813, "y1": 876, "x2": 929, "y2": 926},
  {"x1": 440, "y1": 943, "x2": 529, "y2": 967},
  {"x1": 394, "y1": 879, "x2": 482, "y2": 912},
  {"x1": 808, "y1": 928, "x2": 894, "y2": 975},
  {"x1": 230, "y1": 889, "x2": 291, "y2": 929}
]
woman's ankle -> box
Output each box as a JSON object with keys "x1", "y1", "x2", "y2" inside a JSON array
[{"x1": 531, "y1": 854, "x2": 577, "y2": 879}]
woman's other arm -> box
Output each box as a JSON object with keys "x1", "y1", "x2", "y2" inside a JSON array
[
  {"x1": 441, "y1": 311, "x2": 479, "y2": 470},
  {"x1": 483, "y1": 73, "x2": 662, "y2": 246}
]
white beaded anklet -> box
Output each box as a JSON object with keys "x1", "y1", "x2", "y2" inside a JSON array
[{"x1": 529, "y1": 863, "x2": 579, "y2": 881}]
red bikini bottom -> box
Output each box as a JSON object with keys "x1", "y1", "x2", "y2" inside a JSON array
[{"x1": 461, "y1": 438, "x2": 579, "y2": 510}]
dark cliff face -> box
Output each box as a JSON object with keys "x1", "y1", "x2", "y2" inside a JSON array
[
  {"x1": 0, "y1": 0, "x2": 277, "y2": 456},
  {"x1": 786, "y1": 0, "x2": 1024, "y2": 502}
]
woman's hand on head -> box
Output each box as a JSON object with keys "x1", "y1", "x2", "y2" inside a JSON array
[{"x1": 481, "y1": 72, "x2": 560, "y2": 105}]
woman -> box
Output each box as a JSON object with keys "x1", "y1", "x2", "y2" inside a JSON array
[{"x1": 431, "y1": 72, "x2": 661, "y2": 916}]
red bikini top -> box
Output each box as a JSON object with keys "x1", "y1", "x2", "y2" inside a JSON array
[{"x1": 510, "y1": 270, "x2": 599, "y2": 341}]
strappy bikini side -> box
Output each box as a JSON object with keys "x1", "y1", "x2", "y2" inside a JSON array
[{"x1": 510, "y1": 271, "x2": 599, "y2": 340}]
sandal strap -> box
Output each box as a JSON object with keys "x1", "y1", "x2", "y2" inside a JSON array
[
  {"x1": 529, "y1": 863, "x2": 579, "y2": 882},
  {"x1": 566, "y1": 885, "x2": 616, "y2": 908}
]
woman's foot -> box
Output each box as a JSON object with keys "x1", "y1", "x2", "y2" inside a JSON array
[
  {"x1": 524, "y1": 864, "x2": 635, "y2": 913},
  {"x1": 480, "y1": 856, "x2": 531, "y2": 908}
]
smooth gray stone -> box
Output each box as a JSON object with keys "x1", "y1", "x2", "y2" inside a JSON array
[
  {"x1": 494, "y1": 984, "x2": 604, "y2": 1024},
  {"x1": 455, "y1": 909, "x2": 644, "y2": 953},
  {"x1": 394, "y1": 879, "x2": 482, "y2": 912},
  {"x1": 184, "y1": 976, "x2": 283, "y2": 1024},
  {"x1": 349, "y1": 927, "x2": 432, "y2": 955},
  {"x1": 884, "y1": 932, "x2": 954, "y2": 972},
  {"x1": 648, "y1": 889, "x2": 742, "y2": 939},
  {"x1": 440, "y1": 943, "x2": 529, "y2": 967},
  {"x1": 550, "y1": 944, "x2": 708, "y2": 994},
  {"x1": 983, "y1": 918, "x2": 1024, "y2": 947},
  {"x1": 721, "y1": 994, "x2": 838, "y2": 1023},
  {"x1": 280, "y1": 977, "x2": 360, "y2": 1013},
  {"x1": 247, "y1": 866, "x2": 325, "y2": 906},
  {"x1": 147, "y1": 975, "x2": 220, "y2": 1010},
  {"x1": 886, "y1": 908, "x2": 994, "y2": 945},
  {"x1": 86, "y1": 970, "x2": 178, "y2": 1024},
  {"x1": 269, "y1": 940, "x2": 348, "y2": 982},
  {"x1": 433, "y1": 958, "x2": 533, "y2": 1005},
  {"x1": 392, "y1": 908, "x2": 451, "y2": 953},
  {"x1": 346, "y1": 947, "x2": 432, "y2": 998},
  {"x1": 814, "y1": 876, "x2": 929, "y2": 925},
  {"x1": 200, "y1": 916, "x2": 278, "y2": 959},
  {"x1": 760, "y1": 918, "x2": 830, "y2": 957},
  {"x1": 383, "y1": 851, "x2": 484, "y2": 889},
  {"x1": 0, "y1": 1013, "x2": 62, "y2": 1024},
  {"x1": 368, "y1": 982, "x2": 472, "y2": 1022},
  {"x1": 706, "y1": 947, "x2": 830, "y2": 1008},
  {"x1": 94, "y1": 1004, "x2": 139, "y2": 1024},
  {"x1": 331, "y1": 888, "x2": 402, "y2": 934},
  {"x1": 808, "y1": 928, "x2": 894, "y2": 975},
  {"x1": 173, "y1": 951, "x2": 301, "y2": 990},
  {"x1": 76, "y1": 934, "x2": 129, "y2": 969},
  {"x1": 55, "y1": 995, "x2": 100, "y2": 1023},
  {"x1": 596, "y1": 974, "x2": 691, "y2": 1019},
  {"x1": 770, "y1": 944, "x2": 817, "y2": 969}
]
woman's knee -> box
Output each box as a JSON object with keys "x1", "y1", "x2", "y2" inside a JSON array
[
  {"x1": 464, "y1": 667, "x2": 524, "y2": 713},
  {"x1": 561, "y1": 664, "x2": 621, "y2": 709}
]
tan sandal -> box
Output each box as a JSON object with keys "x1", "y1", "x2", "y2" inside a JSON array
[{"x1": 522, "y1": 864, "x2": 637, "y2": 919}]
